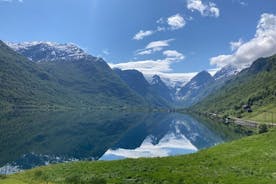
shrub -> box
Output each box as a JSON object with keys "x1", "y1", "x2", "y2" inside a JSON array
[
  {"x1": 258, "y1": 124, "x2": 268, "y2": 134},
  {"x1": 86, "y1": 177, "x2": 107, "y2": 184},
  {"x1": 34, "y1": 170, "x2": 43, "y2": 178},
  {"x1": 65, "y1": 174, "x2": 81, "y2": 184},
  {"x1": 0, "y1": 174, "x2": 7, "y2": 180}
]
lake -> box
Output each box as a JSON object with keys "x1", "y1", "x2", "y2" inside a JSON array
[{"x1": 0, "y1": 111, "x2": 245, "y2": 174}]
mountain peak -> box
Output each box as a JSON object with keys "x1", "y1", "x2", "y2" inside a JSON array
[
  {"x1": 177, "y1": 70, "x2": 214, "y2": 106},
  {"x1": 6, "y1": 41, "x2": 89, "y2": 62},
  {"x1": 213, "y1": 65, "x2": 239, "y2": 80},
  {"x1": 151, "y1": 75, "x2": 163, "y2": 85},
  {"x1": 192, "y1": 71, "x2": 212, "y2": 81}
]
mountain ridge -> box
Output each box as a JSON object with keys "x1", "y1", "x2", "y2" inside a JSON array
[
  {"x1": 114, "y1": 69, "x2": 170, "y2": 108},
  {"x1": 0, "y1": 40, "x2": 147, "y2": 109},
  {"x1": 6, "y1": 41, "x2": 90, "y2": 62}
]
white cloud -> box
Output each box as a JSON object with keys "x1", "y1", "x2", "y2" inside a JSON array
[
  {"x1": 136, "y1": 50, "x2": 153, "y2": 56},
  {"x1": 156, "y1": 18, "x2": 165, "y2": 24},
  {"x1": 239, "y1": 1, "x2": 247, "y2": 6},
  {"x1": 146, "y1": 39, "x2": 173, "y2": 49},
  {"x1": 187, "y1": 0, "x2": 220, "y2": 17},
  {"x1": 109, "y1": 49, "x2": 185, "y2": 74},
  {"x1": 102, "y1": 49, "x2": 110, "y2": 55},
  {"x1": 167, "y1": 14, "x2": 186, "y2": 30},
  {"x1": 136, "y1": 39, "x2": 174, "y2": 55},
  {"x1": 157, "y1": 26, "x2": 166, "y2": 32},
  {"x1": 133, "y1": 30, "x2": 155, "y2": 40},
  {"x1": 109, "y1": 59, "x2": 173, "y2": 73},
  {"x1": 133, "y1": 15, "x2": 186, "y2": 41},
  {"x1": 232, "y1": 0, "x2": 247, "y2": 6},
  {"x1": 163, "y1": 50, "x2": 185, "y2": 60},
  {"x1": 230, "y1": 39, "x2": 243, "y2": 51},
  {"x1": 210, "y1": 13, "x2": 276, "y2": 68}
]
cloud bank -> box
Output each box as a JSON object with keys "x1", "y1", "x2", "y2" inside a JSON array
[
  {"x1": 210, "y1": 13, "x2": 276, "y2": 68},
  {"x1": 110, "y1": 49, "x2": 184, "y2": 74}
]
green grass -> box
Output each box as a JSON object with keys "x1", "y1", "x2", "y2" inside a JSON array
[
  {"x1": 242, "y1": 104, "x2": 276, "y2": 123},
  {"x1": 1, "y1": 129, "x2": 275, "y2": 184}
]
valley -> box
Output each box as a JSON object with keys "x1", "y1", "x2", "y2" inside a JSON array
[
  {"x1": 2, "y1": 40, "x2": 275, "y2": 126},
  {"x1": 0, "y1": 3, "x2": 276, "y2": 183},
  {"x1": 0, "y1": 39, "x2": 275, "y2": 184}
]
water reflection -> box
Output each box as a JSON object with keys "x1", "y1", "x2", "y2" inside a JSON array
[
  {"x1": 0, "y1": 111, "x2": 243, "y2": 174},
  {"x1": 100, "y1": 114, "x2": 225, "y2": 160}
]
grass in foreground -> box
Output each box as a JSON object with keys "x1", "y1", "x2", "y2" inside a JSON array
[{"x1": 1, "y1": 130, "x2": 276, "y2": 184}]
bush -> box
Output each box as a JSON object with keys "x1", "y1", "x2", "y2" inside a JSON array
[
  {"x1": 258, "y1": 124, "x2": 268, "y2": 134},
  {"x1": 0, "y1": 174, "x2": 7, "y2": 180},
  {"x1": 34, "y1": 170, "x2": 43, "y2": 178},
  {"x1": 65, "y1": 174, "x2": 81, "y2": 184},
  {"x1": 65, "y1": 175, "x2": 107, "y2": 184},
  {"x1": 86, "y1": 177, "x2": 107, "y2": 184}
]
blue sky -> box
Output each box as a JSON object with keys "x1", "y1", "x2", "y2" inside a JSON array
[{"x1": 0, "y1": 0, "x2": 276, "y2": 80}]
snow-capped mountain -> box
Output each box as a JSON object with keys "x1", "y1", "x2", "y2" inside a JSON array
[
  {"x1": 149, "y1": 75, "x2": 174, "y2": 102},
  {"x1": 175, "y1": 66, "x2": 242, "y2": 107},
  {"x1": 6, "y1": 41, "x2": 89, "y2": 62},
  {"x1": 145, "y1": 73, "x2": 193, "y2": 89},
  {"x1": 213, "y1": 65, "x2": 239, "y2": 81},
  {"x1": 177, "y1": 71, "x2": 214, "y2": 106}
]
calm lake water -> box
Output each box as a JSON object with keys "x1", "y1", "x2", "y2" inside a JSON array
[{"x1": 0, "y1": 111, "x2": 244, "y2": 174}]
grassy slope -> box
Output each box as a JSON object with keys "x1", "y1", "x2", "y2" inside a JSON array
[
  {"x1": 1, "y1": 130, "x2": 275, "y2": 184},
  {"x1": 193, "y1": 55, "x2": 276, "y2": 123}
]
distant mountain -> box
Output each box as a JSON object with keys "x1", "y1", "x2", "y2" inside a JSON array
[
  {"x1": 0, "y1": 40, "x2": 147, "y2": 109},
  {"x1": 6, "y1": 41, "x2": 88, "y2": 62},
  {"x1": 174, "y1": 65, "x2": 242, "y2": 107},
  {"x1": 144, "y1": 73, "x2": 193, "y2": 93},
  {"x1": 193, "y1": 54, "x2": 276, "y2": 118},
  {"x1": 213, "y1": 65, "x2": 239, "y2": 81},
  {"x1": 149, "y1": 75, "x2": 174, "y2": 102},
  {"x1": 114, "y1": 69, "x2": 170, "y2": 108},
  {"x1": 114, "y1": 69, "x2": 150, "y2": 96},
  {"x1": 177, "y1": 71, "x2": 214, "y2": 106}
]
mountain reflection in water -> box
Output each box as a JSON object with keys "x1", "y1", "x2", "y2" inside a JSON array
[{"x1": 0, "y1": 111, "x2": 244, "y2": 174}]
